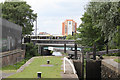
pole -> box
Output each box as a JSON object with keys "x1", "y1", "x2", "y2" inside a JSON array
[
  {"x1": 35, "y1": 17, "x2": 37, "y2": 36},
  {"x1": 64, "y1": 43, "x2": 66, "y2": 53},
  {"x1": 106, "y1": 43, "x2": 108, "y2": 54},
  {"x1": 74, "y1": 43, "x2": 77, "y2": 59},
  {"x1": 93, "y1": 43, "x2": 96, "y2": 60}
]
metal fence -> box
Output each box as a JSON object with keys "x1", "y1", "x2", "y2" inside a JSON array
[{"x1": 1, "y1": 18, "x2": 22, "y2": 52}]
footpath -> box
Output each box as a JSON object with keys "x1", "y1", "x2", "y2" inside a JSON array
[{"x1": 61, "y1": 58, "x2": 79, "y2": 80}]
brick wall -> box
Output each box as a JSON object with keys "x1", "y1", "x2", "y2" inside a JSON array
[{"x1": 1, "y1": 49, "x2": 25, "y2": 67}]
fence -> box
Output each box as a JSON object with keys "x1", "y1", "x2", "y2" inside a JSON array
[{"x1": 1, "y1": 18, "x2": 22, "y2": 52}]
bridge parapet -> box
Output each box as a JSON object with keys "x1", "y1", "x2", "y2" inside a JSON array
[{"x1": 31, "y1": 39, "x2": 75, "y2": 44}]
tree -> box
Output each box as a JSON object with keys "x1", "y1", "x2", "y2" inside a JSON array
[
  {"x1": 86, "y1": 2, "x2": 120, "y2": 42},
  {"x1": 66, "y1": 34, "x2": 74, "y2": 40},
  {"x1": 26, "y1": 42, "x2": 39, "y2": 58},
  {"x1": 77, "y1": 12, "x2": 105, "y2": 51},
  {"x1": 77, "y1": 1, "x2": 120, "y2": 51},
  {"x1": 1, "y1": 0, "x2": 37, "y2": 35}
]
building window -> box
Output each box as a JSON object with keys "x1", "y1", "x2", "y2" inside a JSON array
[
  {"x1": 65, "y1": 25, "x2": 67, "y2": 33},
  {"x1": 69, "y1": 21, "x2": 71, "y2": 25},
  {"x1": 73, "y1": 23, "x2": 75, "y2": 32}
]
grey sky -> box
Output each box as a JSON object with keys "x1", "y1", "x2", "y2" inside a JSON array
[
  {"x1": 1, "y1": 0, "x2": 90, "y2": 35},
  {"x1": 25, "y1": 0, "x2": 90, "y2": 35}
]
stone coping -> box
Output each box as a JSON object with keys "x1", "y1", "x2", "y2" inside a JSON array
[
  {"x1": 103, "y1": 56, "x2": 120, "y2": 59},
  {"x1": 102, "y1": 58, "x2": 120, "y2": 74},
  {"x1": 0, "y1": 49, "x2": 25, "y2": 58}
]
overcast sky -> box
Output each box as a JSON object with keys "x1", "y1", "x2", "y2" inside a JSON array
[{"x1": 1, "y1": 0, "x2": 90, "y2": 35}]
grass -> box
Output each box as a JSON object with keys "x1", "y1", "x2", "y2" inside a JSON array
[
  {"x1": 2, "y1": 59, "x2": 29, "y2": 71},
  {"x1": 61, "y1": 52, "x2": 68, "y2": 56},
  {"x1": 1, "y1": 59, "x2": 29, "y2": 74},
  {"x1": 8, "y1": 56, "x2": 63, "y2": 78},
  {"x1": 114, "y1": 59, "x2": 120, "y2": 63}
]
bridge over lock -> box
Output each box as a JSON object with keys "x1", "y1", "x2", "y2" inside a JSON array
[{"x1": 31, "y1": 39, "x2": 81, "y2": 56}]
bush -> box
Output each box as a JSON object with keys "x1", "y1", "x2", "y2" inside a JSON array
[{"x1": 25, "y1": 42, "x2": 39, "y2": 58}]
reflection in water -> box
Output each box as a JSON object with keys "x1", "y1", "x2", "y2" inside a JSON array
[{"x1": 52, "y1": 52, "x2": 62, "y2": 56}]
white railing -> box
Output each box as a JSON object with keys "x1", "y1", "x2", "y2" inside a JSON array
[{"x1": 64, "y1": 57, "x2": 76, "y2": 74}]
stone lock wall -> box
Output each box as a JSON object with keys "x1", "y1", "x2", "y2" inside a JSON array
[
  {"x1": 1, "y1": 49, "x2": 25, "y2": 67},
  {"x1": 73, "y1": 60, "x2": 83, "y2": 80},
  {"x1": 101, "y1": 60, "x2": 120, "y2": 80}
]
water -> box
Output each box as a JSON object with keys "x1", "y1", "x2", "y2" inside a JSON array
[
  {"x1": 52, "y1": 52, "x2": 62, "y2": 56},
  {"x1": 44, "y1": 47, "x2": 81, "y2": 51},
  {"x1": 43, "y1": 47, "x2": 81, "y2": 56}
]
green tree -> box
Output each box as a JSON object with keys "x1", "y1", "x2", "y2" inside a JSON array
[
  {"x1": 87, "y1": 2, "x2": 120, "y2": 42},
  {"x1": 77, "y1": 2, "x2": 120, "y2": 51},
  {"x1": 1, "y1": 0, "x2": 37, "y2": 35},
  {"x1": 66, "y1": 34, "x2": 74, "y2": 40},
  {"x1": 77, "y1": 12, "x2": 105, "y2": 51},
  {"x1": 26, "y1": 42, "x2": 39, "y2": 58}
]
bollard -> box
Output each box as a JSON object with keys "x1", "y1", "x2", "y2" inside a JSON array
[
  {"x1": 47, "y1": 60, "x2": 50, "y2": 64},
  {"x1": 37, "y1": 72, "x2": 42, "y2": 78}
]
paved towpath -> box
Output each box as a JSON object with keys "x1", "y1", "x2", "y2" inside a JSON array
[
  {"x1": 2, "y1": 57, "x2": 36, "y2": 78},
  {"x1": 2, "y1": 72, "x2": 15, "y2": 78},
  {"x1": 102, "y1": 57, "x2": 120, "y2": 74},
  {"x1": 61, "y1": 58, "x2": 79, "y2": 80}
]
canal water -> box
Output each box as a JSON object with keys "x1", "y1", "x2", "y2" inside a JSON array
[
  {"x1": 52, "y1": 52, "x2": 62, "y2": 56},
  {"x1": 43, "y1": 47, "x2": 81, "y2": 56},
  {"x1": 43, "y1": 47, "x2": 81, "y2": 51}
]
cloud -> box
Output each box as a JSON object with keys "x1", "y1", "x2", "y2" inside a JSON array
[
  {"x1": 1, "y1": 0, "x2": 89, "y2": 34},
  {"x1": 35, "y1": 16, "x2": 82, "y2": 35},
  {"x1": 27, "y1": 0, "x2": 89, "y2": 34}
]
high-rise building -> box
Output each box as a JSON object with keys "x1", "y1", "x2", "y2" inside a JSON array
[{"x1": 62, "y1": 19, "x2": 77, "y2": 36}]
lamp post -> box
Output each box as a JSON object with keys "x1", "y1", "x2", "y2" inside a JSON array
[
  {"x1": 35, "y1": 14, "x2": 37, "y2": 36},
  {"x1": 74, "y1": 33, "x2": 77, "y2": 60}
]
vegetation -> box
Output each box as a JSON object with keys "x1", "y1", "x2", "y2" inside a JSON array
[
  {"x1": 8, "y1": 56, "x2": 63, "y2": 78},
  {"x1": 25, "y1": 42, "x2": 39, "y2": 59},
  {"x1": 61, "y1": 52, "x2": 68, "y2": 56},
  {"x1": 77, "y1": 2, "x2": 120, "y2": 53},
  {"x1": 114, "y1": 58, "x2": 120, "y2": 63},
  {"x1": 2, "y1": 59, "x2": 28, "y2": 70},
  {"x1": 0, "y1": 0, "x2": 37, "y2": 35},
  {"x1": 66, "y1": 33, "x2": 77, "y2": 40},
  {"x1": 66, "y1": 34, "x2": 74, "y2": 40},
  {"x1": 77, "y1": 12, "x2": 105, "y2": 51}
]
